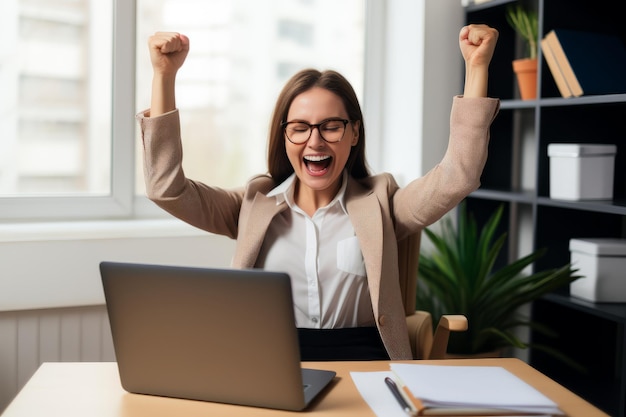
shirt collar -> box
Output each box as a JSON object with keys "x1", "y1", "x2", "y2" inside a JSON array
[{"x1": 267, "y1": 172, "x2": 349, "y2": 214}]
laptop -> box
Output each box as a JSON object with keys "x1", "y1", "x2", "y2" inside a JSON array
[{"x1": 99, "y1": 261, "x2": 336, "y2": 411}]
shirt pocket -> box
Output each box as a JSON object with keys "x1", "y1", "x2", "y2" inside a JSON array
[{"x1": 337, "y1": 236, "x2": 367, "y2": 277}]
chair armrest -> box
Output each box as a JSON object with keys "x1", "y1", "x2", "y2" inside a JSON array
[
  {"x1": 405, "y1": 311, "x2": 434, "y2": 359},
  {"x1": 430, "y1": 314, "x2": 468, "y2": 359}
]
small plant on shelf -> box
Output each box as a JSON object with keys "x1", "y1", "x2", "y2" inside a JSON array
[
  {"x1": 505, "y1": 3, "x2": 539, "y2": 99},
  {"x1": 506, "y1": 3, "x2": 538, "y2": 60}
]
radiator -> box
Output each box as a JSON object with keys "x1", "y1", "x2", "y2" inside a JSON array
[{"x1": 0, "y1": 305, "x2": 115, "y2": 412}]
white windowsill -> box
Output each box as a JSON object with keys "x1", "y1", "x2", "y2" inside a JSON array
[
  {"x1": 0, "y1": 218, "x2": 235, "y2": 312},
  {"x1": 0, "y1": 218, "x2": 207, "y2": 243}
]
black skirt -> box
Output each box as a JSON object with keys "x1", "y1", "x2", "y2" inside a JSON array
[{"x1": 297, "y1": 327, "x2": 389, "y2": 361}]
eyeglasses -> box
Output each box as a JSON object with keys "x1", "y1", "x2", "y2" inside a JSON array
[{"x1": 281, "y1": 118, "x2": 350, "y2": 144}]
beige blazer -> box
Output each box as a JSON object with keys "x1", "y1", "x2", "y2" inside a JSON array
[{"x1": 137, "y1": 96, "x2": 500, "y2": 359}]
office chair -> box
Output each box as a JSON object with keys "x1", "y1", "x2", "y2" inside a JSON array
[{"x1": 398, "y1": 232, "x2": 468, "y2": 359}]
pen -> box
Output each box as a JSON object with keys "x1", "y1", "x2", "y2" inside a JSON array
[{"x1": 384, "y1": 376, "x2": 416, "y2": 416}]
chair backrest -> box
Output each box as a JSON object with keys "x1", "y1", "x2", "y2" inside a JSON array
[
  {"x1": 398, "y1": 231, "x2": 468, "y2": 360},
  {"x1": 397, "y1": 232, "x2": 421, "y2": 316}
]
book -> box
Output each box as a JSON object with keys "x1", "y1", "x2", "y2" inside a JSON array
[
  {"x1": 389, "y1": 363, "x2": 563, "y2": 415},
  {"x1": 540, "y1": 36, "x2": 573, "y2": 98},
  {"x1": 543, "y1": 29, "x2": 626, "y2": 97}
]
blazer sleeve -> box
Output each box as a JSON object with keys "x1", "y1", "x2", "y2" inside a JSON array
[
  {"x1": 392, "y1": 96, "x2": 500, "y2": 236},
  {"x1": 136, "y1": 109, "x2": 243, "y2": 239}
]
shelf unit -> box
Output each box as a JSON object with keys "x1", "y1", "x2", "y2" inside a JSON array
[{"x1": 464, "y1": 0, "x2": 626, "y2": 415}]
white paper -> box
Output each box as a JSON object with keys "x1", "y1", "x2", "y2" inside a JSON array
[
  {"x1": 350, "y1": 371, "x2": 413, "y2": 417},
  {"x1": 389, "y1": 364, "x2": 563, "y2": 414}
]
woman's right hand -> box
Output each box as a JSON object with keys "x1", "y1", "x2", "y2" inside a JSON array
[
  {"x1": 148, "y1": 32, "x2": 189, "y2": 117},
  {"x1": 148, "y1": 32, "x2": 190, "y2": 77}
]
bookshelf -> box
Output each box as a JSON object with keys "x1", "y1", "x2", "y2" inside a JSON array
[{"x1": 463, "y1": 0, "x2": 626, "y2": 415}]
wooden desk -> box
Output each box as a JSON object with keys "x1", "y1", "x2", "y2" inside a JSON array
[{"x1": 0, "y1": 358, "x2": 608, "y2": 417}]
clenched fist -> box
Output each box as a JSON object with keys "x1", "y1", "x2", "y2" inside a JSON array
[{"x1": 148, "y1": 32, "x2": 190, "y2": 77}]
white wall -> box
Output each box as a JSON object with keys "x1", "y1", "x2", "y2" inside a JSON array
[
  {"x1": 0, "y1": 219, "x2": 235, "y2": 311},
  {"x1": 374, "y1": 0, "x2": 464, "y2": 183},
  {"x1": 421, "y1": 1, "x2": 465, "y2": 175}
]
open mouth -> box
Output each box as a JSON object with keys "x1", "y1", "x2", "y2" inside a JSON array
[{"x1": 304, "y1": 155, "x2": 332, "y2": 174}]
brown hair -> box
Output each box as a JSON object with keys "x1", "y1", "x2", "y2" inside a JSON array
[{"x1": 267, "y1": 69, "x2": 370, "y2": 184}]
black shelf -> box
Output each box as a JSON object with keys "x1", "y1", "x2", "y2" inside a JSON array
[
  {"x1": 537, "y1": 197, "x2": 626, "y2": 216},
  {"x1": 531, "y1": 297, "x2": 623, "y2": 415},
  {"x1": 500, "y1": 93, "x2": 626, "y2": 109},
  {"x1": 465, "y1": 0, "x2": 626, "y2": 415},
  {"x1": 499, "y1": 99, "x2": 538, "y2": 110},
  {"x1": 471, "y1": 188, "x2": 535, "y2": 204},
  {"x1": 542, "y1": 293, "x2": 626, "y2": 324}
]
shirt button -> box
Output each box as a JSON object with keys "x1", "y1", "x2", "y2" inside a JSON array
[
  {"x1": 312, "y1": 317, "x2": 319, "y2": 324},
  {"x1": 378, "y1": 315, "x2": 386, "y2": 326}
]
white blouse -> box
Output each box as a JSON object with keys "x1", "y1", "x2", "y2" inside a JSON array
[{"x1": 256, "y1": 173, "x2": 375, "y2": 329}]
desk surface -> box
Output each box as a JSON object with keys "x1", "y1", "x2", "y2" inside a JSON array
[{"x1": 1, "y1": 358, "x2": 608, "y2": 417}]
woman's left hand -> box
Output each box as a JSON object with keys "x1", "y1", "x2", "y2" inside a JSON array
[{"x1": 459, "y1": 24, "x2": 499, "y2": 68}]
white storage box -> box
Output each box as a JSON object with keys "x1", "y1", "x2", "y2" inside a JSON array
[
  {"x1": 548, "y1": 143, "x2": 616, "y2": 200},
  {"x1": 570, "y1": 238, "x2": 626, "y2": 302}
]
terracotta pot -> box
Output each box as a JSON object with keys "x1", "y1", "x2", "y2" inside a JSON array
[{"x1": 512, "y1": 58, "x2": 537, "y2": 100}]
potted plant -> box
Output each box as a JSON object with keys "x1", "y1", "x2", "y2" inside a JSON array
[
  {"x1": 506, "y1": 3, "x2": 538, "y2": 100},
  {"x1": 415, "y1": 202, "x2": 581, "y2": 358}
]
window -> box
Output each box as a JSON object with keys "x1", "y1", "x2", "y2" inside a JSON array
[
  {"x1": 134, "y1": 0, "x2": 366, "y2": 192},
  {"x1": 0, "y1": 0, "x2": 132, "y2": 220},
  {"x1": 278, "y1": 19, "x2": 314, "y2": 46},
  {"x1": 3, "y1": 1, "x2": 112, "y2": 197},
  {"x1": 0, "y1": 0, "x2": 367, "y2": 221}
]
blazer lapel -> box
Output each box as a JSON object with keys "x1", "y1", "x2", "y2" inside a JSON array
[
  {"x1": 345, "y1": 180, "x2": 384, "y2": 308},
  {"x1": 232, "y1": 192, "x2": 287, "y2": 268}
]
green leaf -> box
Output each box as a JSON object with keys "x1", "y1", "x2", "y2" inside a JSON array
[{"x1": 506, "y1": 4, "x2": 538, "y2": 59}]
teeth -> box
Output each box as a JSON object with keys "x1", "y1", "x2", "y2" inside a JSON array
[{"x1": 304, "y1": 155, "x2": 330, "y2": 162}]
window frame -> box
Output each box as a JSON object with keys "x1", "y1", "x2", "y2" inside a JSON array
[{"x1": 0, "y1": 0, "x2": 384, "y2": 222}]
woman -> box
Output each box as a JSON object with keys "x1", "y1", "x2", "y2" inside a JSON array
[{"x1": 137, "y1": 24, "x2": 500, "y2": 361}]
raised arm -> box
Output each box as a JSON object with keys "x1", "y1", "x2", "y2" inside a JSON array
[
  {"x1": 459, "y1": 24, "x2": 499, "y2": 98},
  {"x1": 138, "y1": 32, "x2": 243, "y2": 238},
  {"x1": 148, "y1": 32, "x2": 190, "y2": 117},
  {"x1": 392, "y1": 25, "x2": 500, "y2": 236}
]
